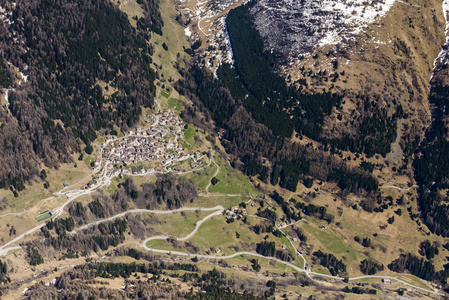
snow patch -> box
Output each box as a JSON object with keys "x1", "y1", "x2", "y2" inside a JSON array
[
  {"x1": 250, "y1": 0, "x2": 397, "y2": 59},
  {"x1": 431, "y1": 0, "x2": 449, "y2": 80},
  {"x1": 184, "y1": 27, "x2": 192, "y2": 37},
  {"x1": 182, "y1": 0, "x2": 246, "y2": 71},
  {"x1": 5, "y1": 88, "x2": 13, "y2": 109},
  {"x1": 19, "y1": 71, "x2": 28, "y2": 84}
]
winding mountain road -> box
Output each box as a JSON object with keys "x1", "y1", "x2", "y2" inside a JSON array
[
  {"x1": 204, "y1": 159, "x2": 219, "y2": 191},
  {"x1": 1, "y1": 191, "x2": 442, "y2": 296},
  {"x1": 0, "y1": 189, "x2": 94, "y2": 256},
  {"x1": 0, "y1": 135, "x2": 214, "y2": 256},
  {"x1": 0, "y1": 128, "x2": 441, "y2": 296},
  {"x1": 71, "y1": 206, "x2": 224, "y2": 235},
  {"x1": 141, "y1": 209, "x2": 443, "y2": 296},
  {"x1": 379, "y1": 184, "x2": 418, "y2": 192}
]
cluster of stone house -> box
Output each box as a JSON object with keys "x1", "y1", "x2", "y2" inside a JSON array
[
  {"x1": 101, "y1": 110, "x2": 190, "y2": 167},
  {"x1": 225, "y1": 206, "x2": 248, "y2": 221},
  {"x1": 82, "y1": 110, "x2": 207, "y2": 190}
]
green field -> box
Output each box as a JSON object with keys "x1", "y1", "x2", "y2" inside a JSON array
[
  {"x1": 148, "y1": 0, "x2": 191, "y2": 82},
  {"x1": 187, "y1": 214, "x2": 298, "y2": 259},
  {"x1": 0, "y1": 156, "x2": 92, "y2": 215},
  {"x1": 116, "y1": 128, "x2": 125, "y2": 138},
  {"x1": 181, "y1": 125, "x2": 196, "y2": 149},
  {"x1": 83, "y1": 155, "x2": 95, "y2": 169},
  {"x1": 226, "y1": 254, "x2": 299, "y2": 274},
  {"x1": 208, "y1": 159, "x2": 258, "y2": 195},
  {"x1": 36, "y1": 212, "x2": 52, "y2": 222},
  {"x1": 280, "y1": 232, "x2": 297, "y2": 255},
  {"x1": 311, "y1": 266, "x2": 332, "y2": 276},
  {"x1": 188, "y1": 217, "x2": 235, "y2": 251},
  {"x1": 151, "y1": 210, "x2": 215, "y2": 237},
  {"x1": 161, "y1": 89, "x2": 170, "y2": 98},
  {"x1": 168, "y1": 98, "x2": 184, "y2": 114},
  {"x1": 106, "y1": 177, "x2": 119, "y2": 194},
  {"x1": 145, "y1": 214, "x2": 307, "y2": 273},
  {"x1": 146, "y1": 239, "x2": 187, "y2": 253},
  {"x1": 302, "y1": 221, "x2": 362, "y2": 262},
  {"x1": 397, "y1": 275, "x2": 435, "y2": 290},
  {"x1": 188, "y1": 164, "x2": 218, "y2": 191},
  {"x1": 191, "y1": 195, "x2": 251, "y2": 209},
  {"x1": 119, "y1": 0, "x2": 144, "y2": 28}
]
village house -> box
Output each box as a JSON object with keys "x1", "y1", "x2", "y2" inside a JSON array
[{"x1": 98, "y1": 109, "x2": 204, "y2": 177}]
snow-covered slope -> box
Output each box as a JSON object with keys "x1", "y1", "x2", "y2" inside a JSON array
[
  {"x1": 249, "y1": 0, "x2": 397, "y2": 59},
  {"x1": 432, "y1": 0, "x2": 449, "y2": 74}
]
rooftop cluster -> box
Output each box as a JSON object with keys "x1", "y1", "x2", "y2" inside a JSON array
[{"x1": 102, "y1": 110, "x2": 187, "y2": 168}]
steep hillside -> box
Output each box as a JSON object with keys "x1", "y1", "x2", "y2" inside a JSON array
[
  {"x1": 0, "y1": 0, "x2": 161, "y2": 190},
  {"x1": 2, "y1": 0, "x2": 449, "y2": 299},
  {"x1": 248, "y1": 0, "x2": 444, "y2": 161},
  {"x1": 181, "y1": 0, "x2": 445, "y2": 164},
  {"x1": 290, "y1": 0, "x2": 445, "y2": 162},
  {"x1": 412, "y1": 1, "x2": 449, "y2": 238},
  {"x1": 250, "y1": 0, "x2": 397, "y2": 58}
]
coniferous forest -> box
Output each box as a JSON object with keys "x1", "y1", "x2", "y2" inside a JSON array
[
  {"x1": 221, "y1": 1, "x2": 341, "y2": 140},
  {"x1": 0, "y1": 0, "x2": 161, "y2": 189},
  {"x1": 413, "y1": 84, "x2": 449, "y2": 237},
  {"x1": 177, "y1": 2, "x2": 379, "y2": 198},
  {"x1": 3, "y1": 0, "x2": 449, "y2": 296},
  {"x1": 220, "y1": 1, "x2": 399, "y2": 159}
]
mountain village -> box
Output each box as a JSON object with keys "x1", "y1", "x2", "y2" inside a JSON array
[{"x1": 84, "y1": 109, "x2": 206, "y2": 189}]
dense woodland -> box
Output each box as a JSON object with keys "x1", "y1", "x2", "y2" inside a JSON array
[
  {"x1": 221, "y1": 1, "x2": 341, "y2": 140},
  {"x1": 359, "y1": 259, "x2": 384, "y2": 275},
  {"x1": 0, "y1": 259, "x2": 8, "y2": 285},
  {"x1": 12, "y1": 247, "x2": 365, "y2": 299},
  {"x1": 0, "y1": 58, "x2": 11, "y2": 88},
  {"x1": 177, "y1": 2, "x2": 380, "y2": 200},
  {"x1": 178, "y1": 64, "x2": 378, "y2": 200},
  {"x1": 419, "y1": 240, "x2": 439, "y2": 260},
  {"x1": 325, "y1": 97, "x2": 401, "y2": 158},
  {"x1": 388, "y1": 253, "x2": 444, "y2": 282},
  {"x1": 0, "y1": 0, "x2": 162, "y2": 189},
  {"x1": 136, "y1": 0, "x2": 164, "y2": 36},
  {"x1": 413, "y1": 83, "x2": 449, "y2": 237},
  {"x1": 312, "y1": 250, "x2": 347, "y2": 276},
  {"x1": 268, "y1": 191, "x2": 334, "y2": 224},
  {"x1": 255, "y1": 241, "x2": 276, "y2": 257},
  {"x1": 19, "y1": 254, "x2": 268, "y2": 299},
  {"x1": 221, "y1": 1, "x2": 399, "y2": 158}
]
